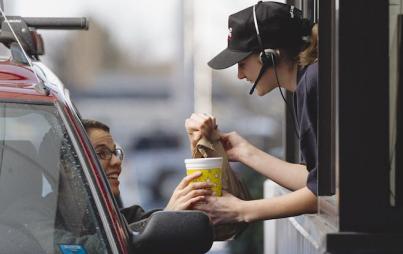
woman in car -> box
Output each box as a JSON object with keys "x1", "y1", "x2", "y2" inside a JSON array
[
  {"x1": 83, "y1": 119, "x2": 212, "y2": 223},
  {"x1": 186, "y1": 1, "x2": 319, "y2": 224}
]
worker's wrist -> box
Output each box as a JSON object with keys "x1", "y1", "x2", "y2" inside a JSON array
[
  {"x1": 236, "y1": 199, "x2": 252, "y2": 223},
  {"x1": 238, "y1": 143, "x2": 258, "y2": 165}
]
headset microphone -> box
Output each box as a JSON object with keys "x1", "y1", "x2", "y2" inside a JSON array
[
  {"x1": 249, "y1": 48, "x2": 277, "y2": 95},
  {"x1": 249, "y1": 61, "x2": 269, "y2": 95}
]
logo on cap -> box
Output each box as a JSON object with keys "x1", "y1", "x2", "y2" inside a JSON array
[{"x1": 227, "y1": 27, "x2": 232, "y2": 41}]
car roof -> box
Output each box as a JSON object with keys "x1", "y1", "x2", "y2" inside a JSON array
[{"x1": 0, "y1": 60, "x2": 59, "y2": 103}]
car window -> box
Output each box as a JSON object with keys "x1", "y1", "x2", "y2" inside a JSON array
[{"x1": 0, "y1": 102, "x2": 110, "y2": 253}]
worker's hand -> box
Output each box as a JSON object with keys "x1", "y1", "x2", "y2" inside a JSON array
[
  {"x1": 185, "y1": 113, "x2": 217, "y2": 150},
  {"x1": 220, "y1": 131, "x2": 253, "y2": 162},
  {"x1": 195, "y1": 191, "x2": 245, "y2": 225}
]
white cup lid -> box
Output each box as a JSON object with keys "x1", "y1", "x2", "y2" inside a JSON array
[{"x1": 184, "y1": 157, "x2": 223, "y2": 169}]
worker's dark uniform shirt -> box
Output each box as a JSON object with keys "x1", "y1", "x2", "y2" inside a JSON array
[{"x1": 294, "y1": 61, "x2": 318, "y2": 195}]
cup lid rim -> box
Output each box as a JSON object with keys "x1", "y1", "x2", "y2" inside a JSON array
[{"x1": 184, "y1": 157, "x2": 223, "y2": 164}]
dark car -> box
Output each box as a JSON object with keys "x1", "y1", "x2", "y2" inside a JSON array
[{"x1": 0, "y1": 13, "x2": 212, "y2": 254}]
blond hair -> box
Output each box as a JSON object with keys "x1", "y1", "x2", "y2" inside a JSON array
[{"x1": 298, "y1": 23, "x2": 318, "y2": 67}]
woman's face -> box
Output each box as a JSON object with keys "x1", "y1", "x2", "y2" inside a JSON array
[
  {"x1": 87, "y1": 128, "x2": 122, "y2": 196},
  {"x1": 237, "y1": 53, "x2": 278, "y2": 96}
]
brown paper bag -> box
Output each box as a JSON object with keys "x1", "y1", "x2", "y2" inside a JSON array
[{"x1": 192, "y1": 130, "x2": 251, "y2": 241}]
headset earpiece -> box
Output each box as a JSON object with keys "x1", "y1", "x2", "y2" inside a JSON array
[
  {"x1": 253, "y1": 3, "x2": 277, "y2": 68},
  {"x1": 259, "y1": 48, "x2": 277, "y2": 67}
]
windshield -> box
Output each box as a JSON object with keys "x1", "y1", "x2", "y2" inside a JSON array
[{"x1": 0, "y1": 102, "x2": 110, "y2": 253}]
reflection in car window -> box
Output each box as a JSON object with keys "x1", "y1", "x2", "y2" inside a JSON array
[
  {"x1": 0, "y1": 44, "x2": 11, "y2": 61},
  {"x1": 0, "y1": 103, "x2": 110, "y2": 253}
]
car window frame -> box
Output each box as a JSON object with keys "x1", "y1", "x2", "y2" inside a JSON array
[{"x1": 56, "y1": 101, "x2": 125, "y2": 253}]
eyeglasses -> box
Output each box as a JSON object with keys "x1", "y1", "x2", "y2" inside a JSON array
[{"x1": 96, "y1": 147, "x2": 124, "y2": 161}]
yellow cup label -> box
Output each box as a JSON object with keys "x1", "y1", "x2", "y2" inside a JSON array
[{"x1": 187, "y1": 168, "x2": 222, "y2": 196}]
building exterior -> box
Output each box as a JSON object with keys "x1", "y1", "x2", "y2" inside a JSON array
[{"x1": 263, "y1": 0, "x2": 403, "y2": 253}]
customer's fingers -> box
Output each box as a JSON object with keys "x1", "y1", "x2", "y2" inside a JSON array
[
  {"x1": 184, "y1": 189, "x2": 213, "y2": 200},
  {"x1": 183, "y1": 196, "x2": 206, "y2": 210},
  {"x1": 181, "y1": 181, "x2": 212, "y2": 196},
  {"x1": 176, "y1": 172, "x2": 201, "y2": 190}
]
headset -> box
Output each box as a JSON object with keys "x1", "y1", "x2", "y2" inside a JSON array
[{"x1": 250, "y1": 2, "x2": 300, "y2": 139}]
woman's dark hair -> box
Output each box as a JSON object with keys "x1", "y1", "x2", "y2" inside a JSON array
[{"x1": 82, "y1": 119, "x2": 110, "y2": 133}]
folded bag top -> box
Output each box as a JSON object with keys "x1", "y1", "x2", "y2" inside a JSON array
[{"x1": 192, "y1": 129, "x2": 251, "y2": 241}]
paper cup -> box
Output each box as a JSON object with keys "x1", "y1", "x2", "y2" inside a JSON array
[{"x1": 184, "y1": 157, "x2": 223, "y2": 196}]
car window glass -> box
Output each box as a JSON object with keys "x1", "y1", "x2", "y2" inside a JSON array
[
  {"x1": 0, "y1": 102, "x2": 110, "y2": 253},
  {"x1": 0, "y1": 44, "x2": 10, "y2": 60}
]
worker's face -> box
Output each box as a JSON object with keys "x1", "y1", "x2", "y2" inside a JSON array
[
  {"x1": 237, "y1": 53, "x2": 278, "y2": 96},
  {"x1": 87, "y1": 128, "x2": 122, "y2": 196}
]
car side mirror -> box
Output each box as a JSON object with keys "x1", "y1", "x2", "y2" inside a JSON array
[{"x1": 129, "y1": 211, "x2": 214, "y2": 254}]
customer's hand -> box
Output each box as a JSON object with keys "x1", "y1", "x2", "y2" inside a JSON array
[
  {"x1": 165, "y1": 172, "x2": 213, "y2": 211},
  {"x1": 185, "y1": 113, "x2": 217, "y2": 149},
  {"x1": 196, "y1": 191, "x2": 246, "y2": 225},
  {"x1": 220, "y1": 131, "x2": 253, "y2": 163}
]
